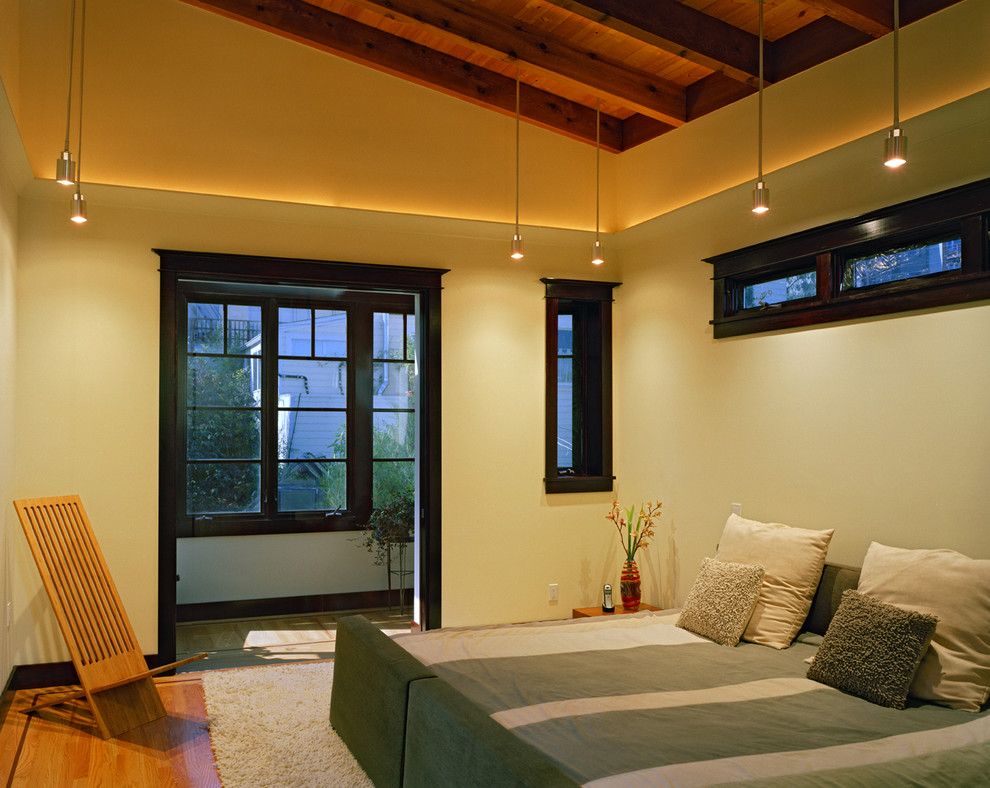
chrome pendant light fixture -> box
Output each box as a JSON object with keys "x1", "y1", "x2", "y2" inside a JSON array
[
  {"x1": 751, "y1": 0, "x2": 769, "y2": 214},
  {"x1": 70, "y1": 0, "x2": 87, "y2": 224},
  {"x1": 591, "y1": 102, "x2": 604, "y2": 265},
  {"x1": 56, "y1": 0, "x2": 78, "y2": 186},
  {"x1": 510, "y1": 73, "x2": 524, "y2": 261},
  {"x1": 884, "y1": 0, "x2": 907, "y2": 168}
]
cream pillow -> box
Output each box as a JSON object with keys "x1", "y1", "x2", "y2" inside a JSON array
[
  {"x1": 715, "y1": 513, "x2": 833, "y2": 649},
  {"x1": 857, "y1": 542, "x2": 990, "y2": 712}
]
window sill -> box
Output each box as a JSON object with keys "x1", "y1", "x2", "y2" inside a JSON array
[
  {"x1": 544, "y1": 476, "x2": 615, "y2": 494},
  {"x1": 180, "y1": 513, "x2": 361, "y2": 538}
]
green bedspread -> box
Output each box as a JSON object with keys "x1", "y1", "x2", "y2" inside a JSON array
[{"x1": 394, "y1": 612, "x2": 990, "y2": 786}]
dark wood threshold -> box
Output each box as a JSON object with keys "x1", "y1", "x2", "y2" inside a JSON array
[{"x1": 177, "y1": 588, "x2": 412, "y2": 623}]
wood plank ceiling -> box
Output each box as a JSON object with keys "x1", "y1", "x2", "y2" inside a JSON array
[{"x1": 183, "y1": 0, "x2": 961, "y2": 152}]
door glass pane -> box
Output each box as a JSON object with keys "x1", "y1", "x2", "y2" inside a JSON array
[
  {"x1": 278, "y1": 462, "x2": 346, "y2": 511},
  {"x1": 277, "y1": 359, "x2": 347, "y2": 407},
  {"x1": 557, "y1": 357, "x2": 573, "y2": 469},
  {"x1": 373, "y1": 312, "x2": 406, "y2": 359},
  {"x1": 314, "y1": 309, "x2": 347, "y2": 357},
  {"x1": 188, "y1": 303, "x2": 223, "y2": 353},
  {"x1": 558, "y1": 314, "x2": 573, "y2": 355},
  {"x1": 187, "y1": 356, "x2": 261, "y2": 407},
  {"x1": 187, "y1": 410, "x2": 261, "y2": 460},
  {"x1": 226, "y1": 305, "x2": 262, "y2": 354},
  {"x1": 841, "y1": 237, "x2": 962, "y2": 291},
  {"x1": 405, "y1": 314, "x2": 415, "y2": 361},
  {"x1": 277, "y1": 411, "x2": 346, "y2": 460},
  {"x1": 373, "y1": 411, "x2": 415, "y2": 458},
  {"x1": 373, "y1": 460, "x2": 414, "y2": 510},
  {"x1": 279, "y1": 307, "x2": 312, "y2": 356},
  {"x1": 187, "y1": 462, "x2": 260, "y2": 514},
  {"x1": 373, "y1": 362, "x2": 414, "y2": 408},
  {"x1": 742, "y1": 269, "x2": 816, "y2": 308}
]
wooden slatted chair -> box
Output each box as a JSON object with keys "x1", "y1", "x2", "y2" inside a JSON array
[{"x1": 13, "y1": 494, "x2": 206, "y2": 739}]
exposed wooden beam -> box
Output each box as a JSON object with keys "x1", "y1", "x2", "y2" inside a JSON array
[
  {"x1": 544, "y1": 0, "x2": 761, "y2": 85},
  {"x1": 181, "y1": 0, "x2": 624, "y2": 150},
  {"x1": 771, "y1": 16, "x2": 870, "y2": 82},
  {"x1": 686, "y1": 72, "x2": 755, "y2": 121},
  {"x1": 620, "y1": 114, "x2": 675, "y2": 149},
  {"x1": 795, "y1": 0, "x2": 891, "y2": 38},
  {"x1": 351, "y1": 0, "x2": 685, "y2": 125}
]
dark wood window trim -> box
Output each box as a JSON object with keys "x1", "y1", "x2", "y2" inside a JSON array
[
  {"x1": 706, "y1": 179, "x2": 990, "y2": 338},
  {"x1": 156, "y1": 249, "x2": 447, "y2": 666},
  {"x1": 542, "y1": 278, "x2": 620, "y2": 494}
]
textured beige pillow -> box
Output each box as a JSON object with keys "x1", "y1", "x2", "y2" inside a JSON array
[
  {"x1": 716, "y1": 514, "x2": 833, "y2": 649},
  {"x1": 857, "y1": 542, "x2": 990, "y2": 712},
  {"x1": 677, "y1": 558, "x2": 765, "y2": 646}
]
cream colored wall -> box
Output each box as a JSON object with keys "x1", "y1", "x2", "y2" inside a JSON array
[
  {"x1": 614, "y1": 0, "x2": 990, "y2": 229},
  {"x1": 11, "y1": 0, "x2": 613, "y2": 232},
  {"x1": 613, "y1": 91, "x2": 990, "y2": 609},
  {"x1": 12, "y1": 177, "x2": 615, "y2": 662},
  {"x1": 0, "y1": 81, "x2": 25, "y2": 684}
]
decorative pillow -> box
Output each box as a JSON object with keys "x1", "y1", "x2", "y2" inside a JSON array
[
  {"x1": 807, "y1": 590, "x2": 937, "y2": 709},
  {"x1": 715, "y1": 514, "x2": 833, "y2": 649},
  {"x1": 857, "y1": 542, "x2": 990, "y2": 712},
  {"x1": 677, "y1": 558, "x2": 765, "y2": 646}
]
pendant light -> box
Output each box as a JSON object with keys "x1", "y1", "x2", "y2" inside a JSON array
[
  {"x1": 591, "y1": 102, "x2": 604, "y2": 265},
  {"x1": 56, "y1": 0, "x2": 78, "y2": 186},
  {"x1": 883, "y1": 0, "x2": 907, "y2": 168},
  {"x1": 70, "y1": 0, "x2": 87, "y2": 224},
  {"x1": 751, "y1": 0, "x2": 769, "y2": 214},
  {"x1": 510, "y1": 73, "x2": 524, "y2": 261}
]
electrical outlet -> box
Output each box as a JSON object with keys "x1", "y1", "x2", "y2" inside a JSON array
[
  {"x1": 730, "y1": 502, "x2": 743, "y2": 516},
  {"x1": 547, "y1": 583, "x2": 559, "y2": 603}
]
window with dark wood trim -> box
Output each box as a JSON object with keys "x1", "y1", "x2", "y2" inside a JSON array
[
  {"x1": 542, "y1": 278, "x2": 620, "y2": 494},
  {"x1": 706, "y1": 179, "x2": 990, "y2": 338},
  {"x1": 158, "y1": 251, "x2": 446, "y2": 541}
]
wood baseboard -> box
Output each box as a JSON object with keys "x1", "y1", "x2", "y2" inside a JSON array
[
  {"x1": 8, "y1": 655, "x2": 162, "y2": 691},
  {"x1": 176, "y1": 588, "x2": 412, "y2": 623}
]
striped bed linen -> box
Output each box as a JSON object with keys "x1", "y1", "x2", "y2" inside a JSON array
[{"x1": 393, "y1": 612, "x2": 990, "y2": 786}]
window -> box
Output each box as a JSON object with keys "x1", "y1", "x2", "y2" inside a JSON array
[
  {"x1": 542, "y1": 278, "x2": 620, "y2": 494},
  {"x1": 159, "y1": 251, "x2": 445, "y2": 544},
  {"x1": 707, "y1": 179, "x2": 990, "y2": 338}
]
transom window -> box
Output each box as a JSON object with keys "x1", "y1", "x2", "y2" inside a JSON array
[{"x1": 707, "y1": 179, "x2": 990, "y2": 338}]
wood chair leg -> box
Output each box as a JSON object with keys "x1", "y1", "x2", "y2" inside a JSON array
[{"x1": 22, "y1": 687, "x2": 87, "y2": 714}]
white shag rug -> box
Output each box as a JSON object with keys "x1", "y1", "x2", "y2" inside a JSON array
[{"x1": 202, "y1": 662, "x2": 373, "y2": 788}]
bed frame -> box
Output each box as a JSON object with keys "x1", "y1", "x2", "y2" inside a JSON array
[{"x1": 329, "y1": 563, "x2": 861, "y2": 788}]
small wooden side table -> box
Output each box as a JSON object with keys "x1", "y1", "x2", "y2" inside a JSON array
[{"x1": 572, "y1": 603, "x2": 661, "y2": 618}]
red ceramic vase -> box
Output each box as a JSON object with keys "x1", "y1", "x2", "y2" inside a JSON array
[{"x1": 620, "y1": 559, "x2": 641, "y2": 611}]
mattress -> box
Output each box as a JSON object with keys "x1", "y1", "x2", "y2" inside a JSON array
[{"x1": 394, "y1": 611, "x2": 990, "y2": 786}]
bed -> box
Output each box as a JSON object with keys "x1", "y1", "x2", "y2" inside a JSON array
[{"x1": 329, "y1": 564, "x2": 990, "y2": 787}]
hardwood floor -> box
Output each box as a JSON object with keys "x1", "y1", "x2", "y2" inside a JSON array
[
  {"x1": 0, "y1": 609, "x2": 409, "y2": 783},
  {"x1": 176, "y1": 607, "x2": 412, "y2": 671},
  {"x1": 0, "y1": 673, "x2": 220, "y2": 787}
]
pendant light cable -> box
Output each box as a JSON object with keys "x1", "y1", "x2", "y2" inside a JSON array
[
  {"x1": 70, "y1": 0, "x2": 88, "y2": 223},
  {"x1": 751, "y1": 0, "x2": 770, "y2": 214},
  {"x1": 76, "y1": 0, "x2": 86, "y2": 190},
  {"x1": 892, "y1": 0, "x2": 900, "y2": 129},
  {"x1": 757, "y1": 0, "x2": 764, "y2": 184},
  {"x1": 63, "y1": 0, "x2": 77, "y2": 154},
  {"x1": 56, "y1": 0, "x2": 78, "y2": 185},
  {"x1": 592, "y1": 101, "x2": 604, "y2": 265},
  {"x1": 884, "y1": 0, "x2": 907, "y2": 168},
  {"x1": 510, "y1": 70, "x2": 524, "y2": 260}
]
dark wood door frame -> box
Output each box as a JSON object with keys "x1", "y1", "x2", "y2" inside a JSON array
[{"x1": 155, "y1": 249, "x2": 447, "y2": 668}]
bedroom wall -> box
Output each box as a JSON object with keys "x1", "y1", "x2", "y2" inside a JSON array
[
  {"x1": 0, "y1": 75, "x2": 27, "y2": 686},
  {"x1": 613, "y1": 91, "x2": 990, "y2": 609},
  {"x1": 11, "y1": 182, "x2": 619, "y2": 664}
]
